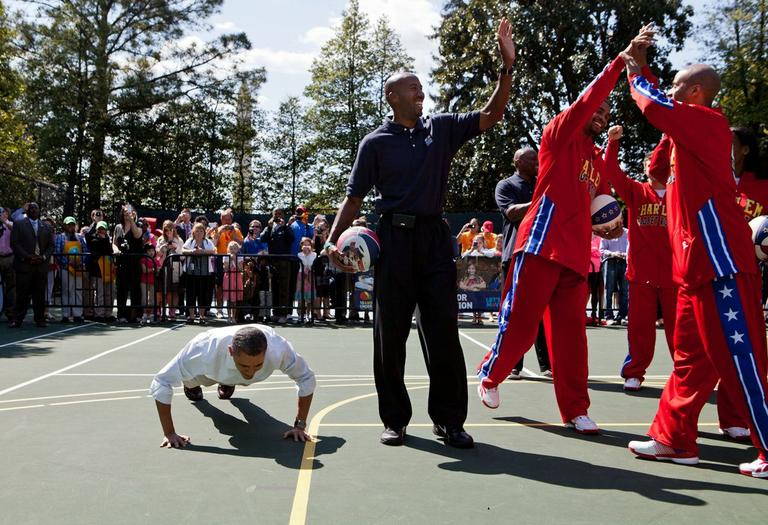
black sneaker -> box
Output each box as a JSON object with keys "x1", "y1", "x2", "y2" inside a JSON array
[
  {"x1": 183, "y1": 386, "x2": 203, "y2": 401},
  {"x1": 217, "y1": 384, "x2": 235, "y2": 400}
]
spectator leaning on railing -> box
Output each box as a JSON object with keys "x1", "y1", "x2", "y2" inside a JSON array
[
  {"x1": 157, "y1": 220, "x2": 184, "y2": 321},
  {"x1": 85, "y1": 221, "x2": 115, "y2": 322},
  {"x1": 260, "y1": 207, "x2": 294, "y2": 324},
  {"x1": 182, "y1": 221, "x2": 216, "y2": 324},
  {"x1": 55, "y1": 216, "x2": 88, "y2": 323}
]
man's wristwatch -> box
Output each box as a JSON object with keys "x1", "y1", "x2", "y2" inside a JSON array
[
  {"x1": 294, "y1": 418, "x2": 307, "y2": 430},
  {"x1": 499, "y1": 65, "x2": 514, "y2": 76},
  {"x1": 323, "y1": 240, "x2": 336, "y2": 251}
]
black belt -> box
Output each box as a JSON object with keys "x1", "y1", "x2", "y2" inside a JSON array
[{"x1": 381, "y1": 212, "x2": 441, "y2": 230}]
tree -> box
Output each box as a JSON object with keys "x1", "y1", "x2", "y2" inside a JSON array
[
  {"x1": 230, "y1": 82, "x2": 258, "y2": 213},
  {"x1": 370, "y1": 16, "x2": 415, "y2": 122},
  {"x1": 703, "y1": 0, "x2": 768, "y2": 150},
  {"x1": 0, "y1": 2, "x2": 37, "y2": 209},
  {"x1": 431, "y1": 0, "x2": 692, "y2": 211},
  {"x1": 17, "y1": 0, "x2": 251, "y2": 215},
  {"x1": 304, "y1": 0, "x2": 413, "y2": 207}
]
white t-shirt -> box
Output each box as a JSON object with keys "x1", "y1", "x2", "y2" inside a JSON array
[{"x1": 150, "y1": 324, "x2": 316, "y2": 405}]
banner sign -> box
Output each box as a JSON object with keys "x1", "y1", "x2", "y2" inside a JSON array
[
  {"x1": 456, "y1": 255, "x2": 503, "y2": 312},
  {"x1": 351, "y1": 270, "x2": 374, "y2": 311}
]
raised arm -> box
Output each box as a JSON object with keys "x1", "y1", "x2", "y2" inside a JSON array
[{"x1": 479, "y1": 18, "x2": 516, "y2": 131}]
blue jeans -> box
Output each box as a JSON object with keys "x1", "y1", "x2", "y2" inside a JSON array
[{"x1": 602, "y1": 258, "x2": 628, "y2": 320}]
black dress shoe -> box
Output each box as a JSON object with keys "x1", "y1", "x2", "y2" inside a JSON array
[
  {"x1": 217, "y1": 384, "x2": 235, "y2": 400},
  {"x1": 433, "y1": 424, "x2": 474, "y2": 449},
  {"x1": 35, "y1": 320, "x2": 48, "y2": 328},
  {"x1": 8, "y1": 320, "x2": 22, "y2": 328},
  {"x1": 380, "y1": 427, "x2": 406, "y2": 446},
  {"x1": 183, "y1": 386, "x2": 204, "y2": 401}
]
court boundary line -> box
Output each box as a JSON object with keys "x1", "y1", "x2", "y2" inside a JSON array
[
  {"x1": 459, "y1": 330, "x2": 538, "y2": 377},
  {"x1": 0, "y1": 322, "x2": 95, "y2": 349},
  {"x1": 0, "y1": 326, "x2": 178, "y2": 397}
]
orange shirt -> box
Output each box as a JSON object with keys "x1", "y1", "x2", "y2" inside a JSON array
[{"x1": 215, "y1": 225, "x2": 243, "y2": 254}]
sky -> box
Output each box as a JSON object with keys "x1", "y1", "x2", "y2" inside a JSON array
[{"x1": 206, "y1": 0, "x2": 712, "y2": 113}]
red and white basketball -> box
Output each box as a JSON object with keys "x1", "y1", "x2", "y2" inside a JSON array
[
  {"x1": 591, "y1": 194, "x2": 622, "y2": 232},
  {"x1": 749, "y1": 215, "x2": 768, "y2": 261},
  {"x1": 336, "y1": 226, "x2": 380, "y2": 273}
]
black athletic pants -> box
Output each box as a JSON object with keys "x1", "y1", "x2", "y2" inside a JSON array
[
  {"x1": 374, "y1": 214, "x2": 468, "y2": 430},
  {"x1": 13, "y1": 269, "x2": 46, "y2": 323},
  {"x1": 501, "y1": 259, "x2": 552, "y2": 373}
]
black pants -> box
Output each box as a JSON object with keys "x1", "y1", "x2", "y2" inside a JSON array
[
  {"x1": 374, "y1": 215, "x2": 468, "y2": 429},
  {"x1": 186, "y1": 275, "x2": 213, "y2": 315},
  {"x1": 14, "y1": 269, "x2": 47, "y2": 323},
  {"x1": 271, "y1": 259, "x2": 292, "y2": 317},
  {"x1": 501, "y1": 259, "x2": 552, "y2": 373},
  {"x1": 116, "y1": 258, "x2": 142, "y2": 321}
]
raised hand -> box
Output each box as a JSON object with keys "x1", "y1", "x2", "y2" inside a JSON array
[
  {"x1": 497, "y1": 17, "x2": 515, "y2": 68},
  {"x1": 608, "y1": 125, "x2": 623, "y2": 141}
]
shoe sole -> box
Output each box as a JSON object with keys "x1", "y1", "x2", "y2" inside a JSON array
[
  {"x1": 477, "y1": 385, "x2": 499, "y2": 409},
  {"x1": 719, "y1": 429, "x2": 752, "y2": 442},
  {"x1": 623, "y1": 386, "x2": 642, "y2": 392},
  {"x1": 739, "y1": 468, "x2": 768, "y2": 478},
  {"x1": 629, "y1": 446, "x2": 699, "y2": 465}
]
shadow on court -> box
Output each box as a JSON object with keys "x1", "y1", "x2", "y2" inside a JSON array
[
  {"x1": 404, "y1": 430, "x2": 768, "y2": 506},
  {"x1": 186, "y1": 398, "x2": 346, "y2": 469},
  {"x1": 493, "y1": 416, "x2": 758, "y2": 476}
]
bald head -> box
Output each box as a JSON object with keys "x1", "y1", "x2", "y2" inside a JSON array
[
  {"x1": 384, "y1": 72, "x2": 424, "y2": 124},
  {"x1": 670, "y1": 64, "x2": 720, "y2": 107},
  {"x1": 513, "y1": 147, "x2": 538, "y2": 180}
]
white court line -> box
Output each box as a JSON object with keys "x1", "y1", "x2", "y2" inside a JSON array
[
  {"x1": 0, "y1": 327, "x2": 177, "y2": 397},
  {"x1": 0, "y1": 404, "x2": 45, "y2": 412},
  {"x1": 459, "y1": 330, "x2": 538, "y2": 377},
  {"x1": 50, "y1": 396, "x2": 143, "y2": 406},
  {"x1": 0, "y1": 322, "x2": 95, "y2": 349}
]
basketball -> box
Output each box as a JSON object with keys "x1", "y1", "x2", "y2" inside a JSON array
[
  {"x1": 749, "y1": 215, "x2": 768, "y2": 261},
  {"x1": 590, "y1": 194, "x2": 622, "y2": 232},
  {"x1": 336, "y1": 226, "x2": 380, "y2": 273}
]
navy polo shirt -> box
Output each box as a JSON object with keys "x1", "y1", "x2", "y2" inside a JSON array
[
  {"x1": 495, "y1": 173, "x2": 535, "y2": 263},
  {"x1": 346, "y1": 112, "x2": 482, "y2": 216}
]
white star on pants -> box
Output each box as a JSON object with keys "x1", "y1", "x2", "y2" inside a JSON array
[
  {"x1": 719, "y1": 286, "x2": 733, "y2": 298},
  {"x1": 724, "y1": 309, "x2": 739, "y2": 321},
  {"x1": 730, "y1": 331, "x2": 744, "y2": 344}
]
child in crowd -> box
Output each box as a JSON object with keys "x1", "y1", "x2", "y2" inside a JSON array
[
  {"x1": 85, "y1": 221, "x2": 115, "y2": 322},
  {"x1": 296, "y1": 236, "x2": 316, "y2": 322},
  {"x1": 140, "y1": 243, "x2": 161, "y2": 324},
  {"x1": 254, "y1": 256, "x2": 272, "y2": 322},
  {"x1": 222, "y1": 240, "x2": 244, "y2": 324}
]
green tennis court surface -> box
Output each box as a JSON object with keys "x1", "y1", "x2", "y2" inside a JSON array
[{"x1": 1, "y1": 321, "x2": 766, "y2": 525}]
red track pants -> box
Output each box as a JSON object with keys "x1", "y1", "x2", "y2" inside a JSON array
[
  {"x1": 621, "y1": 282, "x2": 678, "y2": 381},
  {"x1": 648, "y1": 273, "x2": 768, "y2": 457},
  {"x1": 477, "y1": 253, "x2": 590, "y2": 422}
]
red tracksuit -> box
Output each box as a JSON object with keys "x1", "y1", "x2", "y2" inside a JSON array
[
  {"x1": 604, "y1": 138, "x2": 677, "y2": 382},
  {"x1": 629, "y1": 69, "x2": 768, "y2": 457},
  {"x1": 477, "y1": 55, "x2": 623, "y2": 423},
  {"x1": 737, "y1": 171, "x2": 768, "y2": 221}
]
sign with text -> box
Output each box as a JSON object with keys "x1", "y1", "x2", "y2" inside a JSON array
[{"x1": 456, "y1": 255, "x2": 502, "y2": 312}]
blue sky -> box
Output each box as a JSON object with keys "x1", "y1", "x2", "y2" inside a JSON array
[{"x1": 207, "y1": 0, "x2": 711, "y2": 112}]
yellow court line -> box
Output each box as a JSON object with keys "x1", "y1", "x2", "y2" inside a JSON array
[{"x1": 288, "y1": 386, "x2": 430, "y2": 525}]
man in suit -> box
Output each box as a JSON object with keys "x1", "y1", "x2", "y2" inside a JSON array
[{"x1": 10, "y1": 202, "x2": 54, "y2": 328}]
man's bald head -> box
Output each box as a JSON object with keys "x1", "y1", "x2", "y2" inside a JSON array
[
  {"x1": 513, "y1": 147, "x2": 538, "y2": 180},
  {"x1": 670, "y1": 64, "x2": 721, "y2": 107},
  {"x1": 384, "y1": 72, "x2": 424, "y2": 123}
]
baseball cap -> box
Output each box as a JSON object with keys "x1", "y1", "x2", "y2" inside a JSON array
[
  {"x1": 296, "y1": 205, "x2": 307, "y2": 214},
  {"x1": 96, "y1": 221, "x2": 108, "y2": 230},
  {"x1": 63, "y1": 216, "x2": 76, "y2": 225},
  {"x1": 482, "y1": 220, "x2": 494, "y2": 232}
]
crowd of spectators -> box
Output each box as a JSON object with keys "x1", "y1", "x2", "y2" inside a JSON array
[{"x1": 0, "y1": 202, "x2": 370, "y2": 329}]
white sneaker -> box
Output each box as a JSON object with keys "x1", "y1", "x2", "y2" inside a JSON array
[
  {"x1": 508, "y1": 369, "x2": 522, "y2": 380},
  {"x1": 623, "y1": 378, "x2": 642, "y2": 391},
  {"x1": 628, "y1": 439, "x2": 699, "y2": 465},
  {"x1": 540, "y1": 370, "x2": 553, "y2": 379},
  {"x1": 566, "y1": 415, "x2": 600, "y2": 435},
  {"x1": 477, "y1": 384, "x2": 499, "y2": 409},
  {"x1": 720, "y1": 426, "x2": 751, "y2": 441},
  {"x1": 739, "y1": 458, "x2": 768, "y2": 478}
]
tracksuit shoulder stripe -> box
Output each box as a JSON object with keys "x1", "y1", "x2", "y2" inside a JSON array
[{"x1": 632, "y1": 76, "x2": 674, "y2": 109}]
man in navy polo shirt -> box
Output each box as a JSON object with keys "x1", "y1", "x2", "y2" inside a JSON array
[
  {"x1": 325, "y1": 18, "x2": 517, "y2": 448},
  {"x1": 496, "y1": 147, "x2": 552, "y2": 379}
]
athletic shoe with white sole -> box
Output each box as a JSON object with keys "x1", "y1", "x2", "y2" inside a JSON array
[
  {"x1": 623, "y1": 378, "x2": 642, "y2": 391},
  {"x1": 720, "y1": 426, "x2": 751, "y2": 441},
  {"x1": 565, "y1": 415, "x2": 600, "y2": 435},
  {"x1": 628, "y1": 439, "x2": 699, "y2": 465},
  {"x1": 477, "y1": 384, "x2": 499, "y2": 409},
  {"x1": 739, "y1": 458, "x2": 768, "y2": 478}
]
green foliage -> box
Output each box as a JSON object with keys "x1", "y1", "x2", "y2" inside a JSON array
[
  {"x1": 304, "y1": 0, "x2": 413, "y2": 208},
  {"x1": 432, "y1": 0, "x2": 692, "y2": 211},
  {"x1": 16, "y1": 0, "x2": 253, "y2": 219},
  {"x1": 703, "y1": 0, "x2": 768, "y2": 153},
  {"x1": 0, "y1": 2, "x2": 37, "y2": 209}
]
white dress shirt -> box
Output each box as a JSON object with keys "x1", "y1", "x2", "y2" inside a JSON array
[{"x1": 150, "y1": 324, "x2": 316, "y2": 405}]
